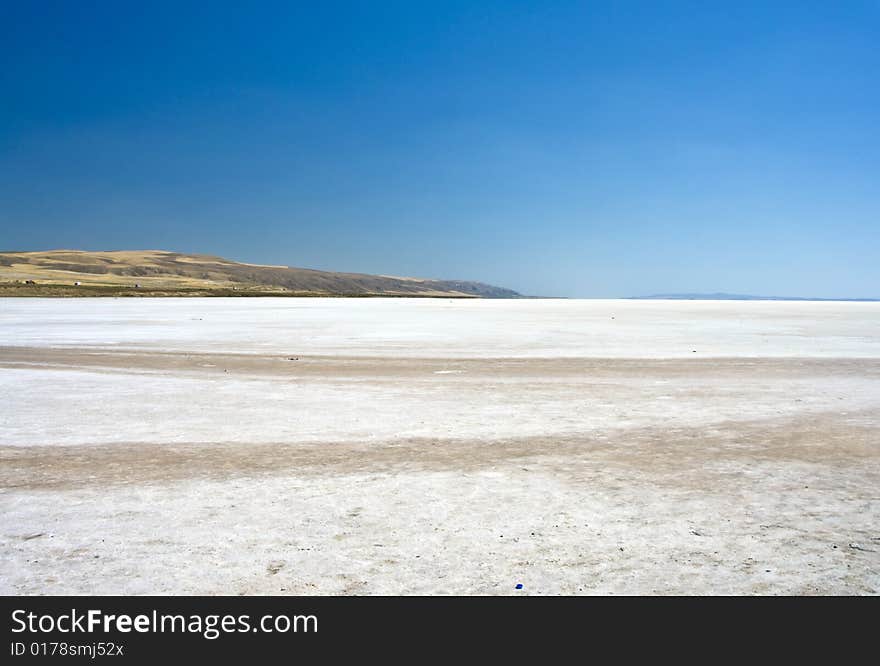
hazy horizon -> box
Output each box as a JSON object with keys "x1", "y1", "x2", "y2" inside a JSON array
[
  {"x1": 2, "y1": 247, "x2": 879, "y2": 300},
  {"x1": 2, "y1": 2, "x2": 878, "y2": 298}
]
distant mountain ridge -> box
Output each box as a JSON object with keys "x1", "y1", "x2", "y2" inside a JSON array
[
  {"x1": 0, "y1": 250, "x2": 521, "y2": 298},
  {"x1": 631, "y1": 292, "x2": 878, "y2": 302}
]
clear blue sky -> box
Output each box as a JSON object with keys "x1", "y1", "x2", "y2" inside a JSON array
[{"x1": 1, "y1": 1, "x2": 877, "y2": 297}]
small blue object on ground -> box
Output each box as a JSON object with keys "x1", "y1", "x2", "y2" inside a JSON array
[{"x1": 515, "y1": 583, "x2": 523, "y2": 589}]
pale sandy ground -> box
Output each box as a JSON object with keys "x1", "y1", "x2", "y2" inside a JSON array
[{"x1": 0, "y1": 298, "x2": 878, "y2": 594}]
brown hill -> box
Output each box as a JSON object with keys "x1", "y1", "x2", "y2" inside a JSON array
[{"x1": 0, "y1": 250, "x2": 520, "y2": 298}]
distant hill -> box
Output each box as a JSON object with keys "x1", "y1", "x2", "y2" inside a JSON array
[
  {"x1": 630, "y1": 292, "x2": 878, "y2": 302},
  {"x1": 0, "y1": 250, "x2": 521, "y2": 298}
]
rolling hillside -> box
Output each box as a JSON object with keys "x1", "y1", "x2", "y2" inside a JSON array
[{"x1": 0, "y1": 250, "x2": 521, "y2": 298}]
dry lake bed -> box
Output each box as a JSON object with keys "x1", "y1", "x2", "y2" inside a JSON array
[{"x1": 1, "y1": 297, "x2": 879, "y2": 594}]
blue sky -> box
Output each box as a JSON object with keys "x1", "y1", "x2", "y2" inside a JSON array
[{"x1": 1, "y1": 1, "x2": 878, "y2": 297}]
